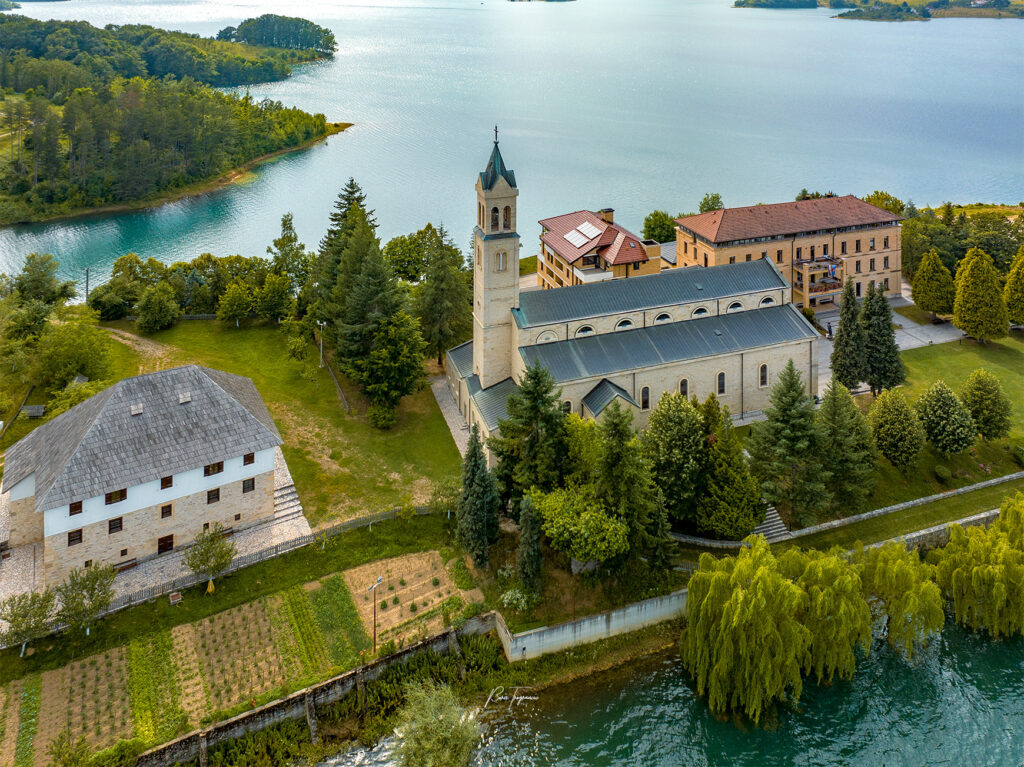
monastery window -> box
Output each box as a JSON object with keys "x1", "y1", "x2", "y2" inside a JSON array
[
  {"x1": 105, "y1": 488, "x2": 127, "y2": 505},
  {"x1": 120, "y1": 549, "x2": 128, "y2": 558},
  {"x1": 654, "y1": 313, "x2": 671, "y2": 324},
  {"x1": 575, "y1": 325, "x2": 594, "y2": 337},
  {"x1": 503, "y1": 206, "x2": 511, "y2": 230},
  {"x1": 204, "y1": 461, "x2": 224, "y2": 477},
  {"x1": 536, "y1": 330, "x2": 558, "y2": 344},
  {"x1": 727, "y1": 301, "x2": 743, "y2": 313},
  {"x1": 869, "y1": 258, "x2": 876, "y2": 272},
  {"x1": 691, "y1": 307, "x2": 709, "y2": 318},
  {"x1": 704, "y1": 254, "x2": 709, "y2": 268},
  {"x1": 869, "y1": 237, "x2": 876, "y2": 251},
  {"x1": 729, "y1": 256, "x2": 735, "y2": 265},
  {"x1": 841, "y1": 241, "x2": 848, "y2": 255},
  {"x1": 68, "y1": 529, "x2": 83, "y2": 547},
  {"x1": 856, "y1": 282, "x2": 862, "y2": 298},
  {"x1": 884, "y1": 256, "x2": 890, "y2": 269},
  {"x1": 244, "y1": 452, "x2": 255, "y2": 466},
  {"x1": 491, "y1": 207, "x2": 499, "y2": 232},
  {"x1": 640, "y1": 387, "x2": 650, "y2": 411},
  {"x1": 745, "y1": 253, "x2": 752, "y2": 262},
  {"x1": 884, "y1": 236, "x2": 890, "y2": 249},
  {"x1": 109, "y1": 517, "x2": 123, "y2": 534},
  {"x1": 616, "y1": 319, "x2": 634, "y2": 331},
  {"x1": 776, "y1": 250, "x2": 783, "y2": 263},
  {"x1": 796, "y1": 247, "x2": 802, "y2": 260},
  {"x1": 69, "y1": 501, "x2": 82, "y2": 516},
  {"x1": 161, "y1": 504, "x2": 173, "y2": 519},
  {"x1": 562, "y1": 401, "x2": 572, "y2": 414},
  {"x1": 207, "y1": 488, "x2": 220, "y2": 504},
  {"x1": 160, "y1": 476, "x2": 173, "y2": 490},
  {"x1": 855, "y1": 261, "x2": 862, "y2": 274},
  {"x1": 243, "y1": 478, "x2": 255, "y2": 494},
  {"x1": 759, "y1": 364, "x2": 769, "y2": 388},
  {"x1": 855, "y1": 239, "x2": 862, "y2": 253},
  {"x1": 633, "y1": 262, "x2": 641, "y2": 271},
  {"x1": 679, "y1": 379, "x2": 688, "y2": 397},
  {"x1": 717, "y1": 372, "x2": 726, "y2": 396},
  {"x1": 496, "y1": 252, "x2": 508, "y2": 272},
  {"x1": 761, "y1": 251, "x2": 767, "y2": 259},
  {"x1": 478, "y1": 203, "x2": 483, "y2": 227},
  {"x1": 823, "y1": 244, "x2": 829, "y2": 256},
  {"x1": 759, "y1": 296, "x2": 776, "y2": 307},
  {"x1": 884, "y1": 278, "x2": 890, "y2": 291}
]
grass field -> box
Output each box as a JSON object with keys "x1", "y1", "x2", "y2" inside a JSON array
[
  {"x1": 892, "y1": 303, "x2": 944, "y2": 326},
  {"x1": 519, "y1": 255, "x2": 538, "y2": 276}
]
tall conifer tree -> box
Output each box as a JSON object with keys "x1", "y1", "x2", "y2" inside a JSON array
[
  {"x1": 516, "y1": 495, "x2": 543, "y2": 593},
  {"x1": 953, "y1": 247, "x2": 1008, "y2": 343},
  {"x1": 1002, "y1": 246, "x2": 1024, "y2": 327},
  {"x1": 415, "y1": 227, "x2": 471, "y2": 364},
  {"x1": 817, "y1": 380, "x2": 876, "y2": 515},
  {"x1": 458, "y1": 425, "x2": 499, "y2": 566},
  {"x1": 695, "y1": 413, "x2": 764, "y2": 540},
  {"x1": 869, "y1": 389, "x2": 924, "y2": 472},
  {"x1": 915, "y1": 380, "x2": 976, "y2": 457},
  {"x1": 911, "y1": 248, "x2": 954, "y2": 318},
  {"x1": 830, "y1": 280, "x2": 867, "y2": 391},
  {"x1": 861, "y1": 284, "x2": 905, "y2": 395},
  {"x1": 960, "y1": 368, "x2": 1011, "y2": 441}
]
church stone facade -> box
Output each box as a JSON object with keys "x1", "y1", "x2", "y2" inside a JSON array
[{"x1": 446, "y1": 140, "x2": 821, "y2": 448}]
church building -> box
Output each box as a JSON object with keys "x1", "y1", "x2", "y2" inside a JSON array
[{"x1": 446, "y1": 138, "x2": 821, "y2": 447}]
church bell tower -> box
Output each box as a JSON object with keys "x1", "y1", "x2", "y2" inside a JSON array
[{"x1": 473, "y1": 130, "x2": 520, "y2": 389}]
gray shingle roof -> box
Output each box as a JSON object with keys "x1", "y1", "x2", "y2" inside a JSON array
[
  {"x1": 582, "y1": 379, "x2": 639, "y2": 416},
  {"x1": 512, "y1": 259, "x2": 785, "y2": 328},
  {"x1": 467, "y1": 375, "x2": 519, "y2": 432},
  {"x1": 2, "y1": 365, "x2": 282, "y2": 513},
  {"x1": 519, "y1": 303, "x2": 817, "y2": 383}
]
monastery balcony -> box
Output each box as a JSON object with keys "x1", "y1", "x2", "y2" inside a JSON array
[
  {"x1": 794, "y1": 276, "x2": 843, "y2": 301},
  {"x1": 573, "y1": 263, "x2": 615, "y2": 284},
  {"x1": 794, "y1": 256, "x2": 842, "y2": 277}
]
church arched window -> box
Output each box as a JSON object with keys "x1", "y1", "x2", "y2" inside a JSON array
[
  {"x1": 654, "y1": 312, "x2": 671, "y2": 324},
  {"x1": 717, "y1": 372, "x2": 726, "y2": 395},
  {"x1": 575, "y1": 325, "x2": 594, "y2": 337},
  {"x1": 495, "y1": 252, "x2": 507, "y2": 272},
  {"x1": 491, "y1": 207, "x2": 499, "y2": 232},
  {"x1": 759, "y1": 364, "x2": 769, "y2": 387},
  {"x1": 679, "y1": 378, "x2": 688, "y2": 397},
  {"x1": 760, "y1": 296, "x2": 776, "y2": 307},
  {"x1": 616, "y1": 319, "x2": 634, "y2": 331},
  {"x1": 640, "y1": 387, "x2": 650, "y2": 410},
  {"x1": 503, "y1": 206, "x2": 511, "y2": 230},
  {"x1": 691, "y1": 307, "x2": 709, "y2": 318},
  {"x1": 536, "y1": 330, "x2": 557, "y2": 344},
  {"x1": 728, "y1": 301, "x2": 743, "y2": 313},
  {"x1": 478, "y1": 203, "x2": 483, "y2": 228}
]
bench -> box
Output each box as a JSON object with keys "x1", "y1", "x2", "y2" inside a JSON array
[{"x1": 169, "y1": 592, "x2": 183, "y2": 606}]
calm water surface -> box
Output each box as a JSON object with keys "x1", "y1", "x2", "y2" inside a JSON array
[
  {"x1": 322, "y1": 627, "x2": 1024, "y2": 766},
  {"x1": 1, "y1": 0, "x2": 1022, "y2": 285}
]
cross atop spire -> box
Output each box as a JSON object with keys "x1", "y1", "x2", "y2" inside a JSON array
[
  {"x1": 494, "y1": 124, "x2": 499, "y2": 144},
  {"x1": 479, "y1": 129, "x2": 516, "y2": 191}
]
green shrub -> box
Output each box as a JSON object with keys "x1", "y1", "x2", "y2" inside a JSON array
[
  {"x1": 935, "y1": 465, "x2": 952, "y2": 484},
  {"x1": 447, "y1": 559, "x2": 474, "y2": 590},
  {"x1": 409, "y1": 603, "x2": 417, "y2": 613},
  {"x1": 381, "y1": 601, "x2": 388, "y2": 611},
  {"x1": 431, "y1": 577, "x2": 440, "y2": 587},
  {"x1": 1013, "y1": 445, "x2": 1024, "y2": 468}
]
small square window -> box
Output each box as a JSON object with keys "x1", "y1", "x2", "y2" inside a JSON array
[
  {"x1": 203, "y1": 522, "x2": 210, "y2": 531},
  {"x1": 243, "y1": 452, "x2": 255, "y2": 466},
  {"x1": 84, "y1": 559, "x2": 92, "y2": 568},
  {"x1": 242, "y1": 478, "x2": 255, "y2": 494},
  {"x1": 68, "y1": 529, "x2": 83, "y2": 547},
  {"x1": 120, "y1": 548, "x2": 128, "y2": 558},
  {"x1": 745, "y1": 253, "x2": 751, "y2": 262},
  {"x1": 234, "y1": 513, "x2": 241, "y2": 522},
  {"x1": 161, "y1": 476, "x2": 173, "y2": 490},
  {"x1": 70, "y1": 501, "x2": 83, "y2": 516},
  {"x1": 729, "y1": 256, "x2": 736, "y2": 264},
  {"x1": 161, "y1": 504, "x2": 172, "y2": 519},
  {"x1": 105, "y1": 488, "x2": 127, "y2": 505},
  {"x1": 204, "y1": 462, "x2": 224, "y2": 477},
  {"x1": 207, "y1": 489, "x2": 220, "y2": 504},
  {"x1": 109, "y1": 517, "x2": 123, "y2": 534}
]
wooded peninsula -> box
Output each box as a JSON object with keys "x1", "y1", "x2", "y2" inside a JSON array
[
  {"x1": 734, "y1": 0, "x2": 1024, "y2": 18},
  {"x1": 0, "y1": 14, "x2": 341, "y2": 225}
]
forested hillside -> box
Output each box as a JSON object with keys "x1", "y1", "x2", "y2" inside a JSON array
[{"x1": 0, "y1": 15, "x2": 339, "y2": 224}]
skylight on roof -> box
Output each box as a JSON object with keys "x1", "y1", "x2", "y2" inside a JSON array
[
  {"x1": 577, "y1": 221, "x2": 602, "y2": 239},
  {"x1": 564, "y1": 230, "x2": 589, "y2": 248},
  {"x1": 179, "y1": 392, "x2": 192, "y2": 404},
  {"x1": 130, "y1": 404, "x2": 144, "y2": 416}
]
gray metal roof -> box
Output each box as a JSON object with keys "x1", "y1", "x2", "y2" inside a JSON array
[
  {"x1": 479, "y1": 141, "x2": 516, "y2": 191},
  {"x1": 467, "y1": 375, "x2": 520, "y2": 432},
  {"x1": 582, "y1": 379, "x2": 639, "y2": 416},
  {"x1": 512, "y1": 259, "x2": 785, "y2": 328},
  {"x1": 447, "y1": 340, "x2": 474, "y2": 379},
  {"x1": 520, "y1": 303, "x2": 817, "y2": 383},
  {"x1": 2, "y1": 365, "x2": 282, "y2": 512}
]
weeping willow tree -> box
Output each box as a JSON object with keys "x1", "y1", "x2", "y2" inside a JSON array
[
  {"x1": 853, "y1": 541, "x2": 944, "y2": 658},
  {"x1": 931, "y1": 493, "x2": 1024, "y2": 639}
]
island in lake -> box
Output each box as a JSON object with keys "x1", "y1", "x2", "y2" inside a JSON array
[
  {"x1": 0, "y1": 14, "x2": 344, "y2": 225},
  {"x1": 734, "y1": 0, "x2": 1024, "y2": 19}
]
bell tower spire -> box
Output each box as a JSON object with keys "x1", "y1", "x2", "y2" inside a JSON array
[{"x1": 473, "y1": 132, "x2": 520, "y2": 389}]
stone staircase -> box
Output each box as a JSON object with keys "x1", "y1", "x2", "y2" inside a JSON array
[
  {"x1": 752, "y1": 506, "x2": 792, "y2": 543},
  {"x1": 274, "y1": 484, "x2": 304, "y2": 521}
]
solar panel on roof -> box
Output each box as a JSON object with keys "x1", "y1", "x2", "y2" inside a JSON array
[
  {"x1": 564, "y1": 230, "x2": 589, "y2": 248},
  {"x1": 577, "y1": 221, "x2": 602, "y2": 239}
]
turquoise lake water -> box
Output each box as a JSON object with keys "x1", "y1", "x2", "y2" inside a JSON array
[{"x1": 0, "y1": 0, "x2": 1022, "y2": 287}]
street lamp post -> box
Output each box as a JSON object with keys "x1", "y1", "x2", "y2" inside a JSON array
[
  {"x1": 316, "y1": 320, "x2": 327, "y2": 368},
  {"x1": 368, "y1": 575, "x2": 383, "y2": 653}
]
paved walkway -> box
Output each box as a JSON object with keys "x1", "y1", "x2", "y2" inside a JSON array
[{"x1": 431, "y1": 375, "x2": 470, "y2": 455}]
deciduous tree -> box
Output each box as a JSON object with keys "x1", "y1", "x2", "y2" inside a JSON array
[
  {"x1": 217, "y1": 280, "x2": 252, "y2": 327},
  {"x1": 959, "y1": 368, "x2": 1011, "y2": 441},
  {"x1": 698, "y1": 192, "x2": 724, "y2": 213},
  {"x1": 535, "y1": 486, "x2": 629, "y2": 566},
  {"x1": 869, "y1": 389, "x2": 924, "y2": 472},
  {"x1": 393, "y1": 680, "x2": 479, "y2": 767},
  {"x1": 183, "y1": 523, "x2": 237, "y2": 594},
  {"x1": 55, "y1": 565, "x2": 116, "y2": 636},
  {"x1": 1004, "y1": 246, "x2": 1024, "y2": 326},
  {"x1": 953, "y1": 247, "x2": 1008, "y2": 342},
  {"x1": 862, "y1": 190, "x2": 905, "y2": 216},
  {"x1": 642, "y1": 392, "x2": 706, "y2": 523},
  {"x1": 0, "y1": 589, "x2": 55, "y2": 656},
  {"x1": 915, "y1": 380, "x2": 976, "y2": 457},
  {"x1": 255, "y1": 271, "x2": 293, "y2": 322},
  {"x1": 136, "y1": 281, "x2": 180, "y2": 334},
  {"x1": 13, "y1": 252, "x2": 75, "y2": 305},
  {"x1": 641, "y1": 210, "x2": 679, "y2": 243}
]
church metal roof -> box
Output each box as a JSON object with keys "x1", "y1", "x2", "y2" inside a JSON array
[
  {"x1": 582, "y1": 379, "x2": 639, "y2": 416},
  {"x1": 512, "y1": 259, "x2": 786, "y2": 329},
  {"x1": 480, "y1": 142, "x2": 516, "y2": 191},
  {"x1": 467, "y1": 374, "x2": 519, "y2": 432},
  {"x1": 519, "y1": 303, "x2": 817, "y2": 384}
]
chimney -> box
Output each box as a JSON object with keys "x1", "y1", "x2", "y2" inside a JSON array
[{"x1": 597, "y1": 208, "x2": 614, "y2": 224}]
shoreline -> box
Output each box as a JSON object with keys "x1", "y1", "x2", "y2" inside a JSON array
[{"x1": 0, "y1": 121, "x2": 352, "y2": 229}]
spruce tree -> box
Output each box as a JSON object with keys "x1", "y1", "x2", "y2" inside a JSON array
[
  {"x1": 458, "y1": 425, "x2": 499, "y2": 566},
  {"x1": 267, "y1": 213, "x2": 309, "y2": 295},
  {"x1": 1003, "y1": 246, "x2": 1024, "y2": 326},
  {"x1": 315, "y1": 187, "x2": 373, "y2": 317},
  {"x1": 642, "y1": 392, "x2": 706, "y2": 523},
  {"x1": 869, "y1": 389, "x2": 924, "y2": 472},
  {"x1": 358, "y1": 310, "x2": 427, "y2": 428},
  {"x1": 748, "y1": 359, "x2": 829, "y2": 527},
  {"x1": 960, "y1": 368, "x2": 1011, "y2": 441},
  {"x1": 953, "y1": 247, "x2": 1009, "y2": 343},
  {"x1": 915, "y1": 381, "x2": 977, "y2": 457},
  {"x1": 415, "y1": 227, "x2": 471, "y2": 364},
  {"x1": 911, "y1": 248, "x2": 954, "y2": 318},
  {"x1": 817, "y1": 380, "x2": 877, "y2": 515},
  {"x1": 516, "y1": 495, "x2": 543, "y2": 594},
  {"x1": 488, "y1": 361, "x2": 568, "y2": 508},
  {"x1": 830, "y1": 280, "x2": 867, "y2": 390},
  {"x1": 335, "y1": 233, "x2": 403, "y2": 372},
  {"x1": 861, "y1": 283, "x2": 905, "y2": 395},
  {"x1": 695, "y1": 414, "x2": 764, "y2": 540}
]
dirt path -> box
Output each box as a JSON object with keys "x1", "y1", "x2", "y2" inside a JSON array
[{"x1": 104, "y1": 327, "x2": 175, "y2": 371}]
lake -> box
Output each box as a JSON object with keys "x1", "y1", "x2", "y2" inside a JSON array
[
  {"x1": 0, "y1": 0, "x2": 1022, "y2": 286},
  {"x1": 321, "y1": 627, "x2": 1024, "y2": 766}
]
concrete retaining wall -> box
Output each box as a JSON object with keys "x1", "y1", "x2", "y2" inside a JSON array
[{"x1": 874, "y1": 508, "x2": 1001, "y2": 552}]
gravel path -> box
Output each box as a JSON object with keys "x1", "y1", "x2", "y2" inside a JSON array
[{"x1": 430, "y1": 375, "x2": 470, "y2": 455}]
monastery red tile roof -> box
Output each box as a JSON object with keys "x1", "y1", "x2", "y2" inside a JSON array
[
  {"x1": 675, "y1": 196, "x2": 902, "y2": 244},
  {"x1": 539, "y1": 210, "x2": 648, "y2": 266}
]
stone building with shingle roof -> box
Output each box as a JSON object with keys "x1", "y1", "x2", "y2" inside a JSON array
[
  {"x1": 445, "y1": 140, "x2": 821, "y2": 454},
  {"x1": 1, "y1": 365, "x2": 283, "y2": 585}
]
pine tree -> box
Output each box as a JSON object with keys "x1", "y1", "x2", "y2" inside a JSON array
[
  {"x1": 869, "y1": 389, "x2": 924, "y2": 472},
  {"x1": 816, "y1": 380, "x2": 877, "y2": 515},
  {"x1": 488, "y1": 361, "x2": 568, "y2": 507},
  {"x1": 335, "y1": 234, "x2": 403, "y2": 373},
  {"x1": 458, "y1": 425, "x2": 499, "y2": 566},
  {"x1": 861, "y1": 283, "x2": 905, "y2": 395},
  {"x1": 830, "y1": 280, "x2": 867, "y2": 391},
  {"x1": 960, "y1": 368, "x2": 1011, "y2": 441},
  {"x1": 516, "y1": 495, "x2": 543, "y2": 594},
  {"x1": 695, "y1": 414, "x2": 764, "y2": 540},
  {"x1": 357, "y1": 310, "x2": 427, "y2": 429},
  {"x1": 642, "y1": 392, "x2": 706, "y2": 523},
  {"x1": 216, "y1": 280, "x2": 252, "y2": 327},
  {"x1": 748, "y1": 359, "x2": 829, "y2": 527},
  {"x1": 415, "y1": 227, "x2": 471, "y2": 364},
  {"x1": 911, "y1": 248, "x2": 954, "y2": 318},
  {"x1": 1004, "y1": 246, "x2": 1024, "y2": 326},
  {"x1": 953, "y1": 247, "x2": 1009, "y2": 343},
  {"x1": 267, "y1": 212, "x2": 309, "y2": 295},
  {"x1": 915, "y1": 380, "x2": 976, "y2": 457}
]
